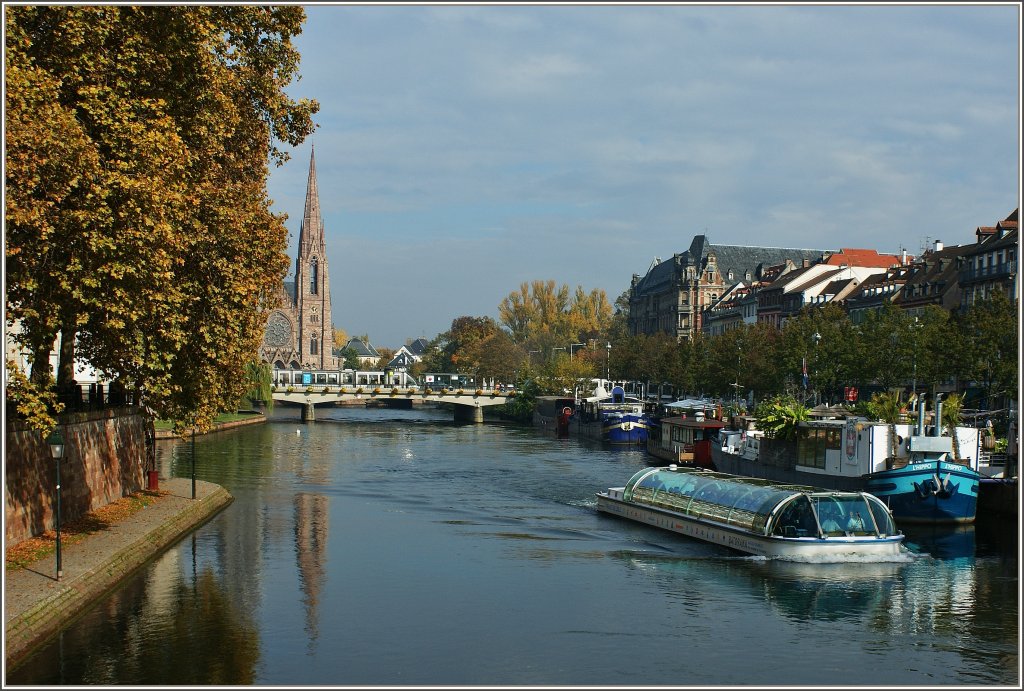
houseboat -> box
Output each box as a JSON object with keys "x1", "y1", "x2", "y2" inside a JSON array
[
  {"x1": 572, "y1": 384, "x2": 656, "y2": 445},
  {"x1": 533, "y1": 395, "x2": 577, "y2": 437},
  {"x1": 647, "y1": 414, "x2": 725, "y2": 468},
  {"x1": 863, "y1": 397, "x2": 980, "y2": 523},
  {"x1": 711, "y1": 396, "x2": 981, "y2": 524},
  {"x1": 596, "y1": 465, "x2": 906, "y2": 560}
]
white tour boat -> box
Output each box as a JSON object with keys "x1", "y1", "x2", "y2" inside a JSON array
[{"x1": 596, "y1": 465, "x2": 906, "y2": 561}]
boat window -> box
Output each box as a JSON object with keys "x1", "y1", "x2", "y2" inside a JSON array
[
  {"x1": 863, "y1": 495, "x2": 898, "y2": 536},
  {"x1": 623, "y1": 467, "x2": 802, "y2": 535},
  {"x1": 771, "y1": 496, "x2": 818, "y2": 538},
  {"x1": 796, "y1": 427, "x2": 840, "y2": 469},
  {"x1": 810, "y1": 495, "x2": 882, "y2": 537}
]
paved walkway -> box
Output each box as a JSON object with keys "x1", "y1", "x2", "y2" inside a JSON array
[{"x1": 4, "y1": 477, "x2": 233, "y2": 670}]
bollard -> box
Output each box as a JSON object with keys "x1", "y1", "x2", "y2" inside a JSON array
[{"x1": 146, "y1": 469, "x2": 160, "y2": 491}]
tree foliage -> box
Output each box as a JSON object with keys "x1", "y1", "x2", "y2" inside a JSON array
[
  {"x1": 5, "y1": 6, "x2": 318, "y2": 434},
  {"x1": 498, "y1": 280, "x2": 612, "y2": 350},
  {"x1": 753, "y1": 395, "x2": 809, "y2": 440}
]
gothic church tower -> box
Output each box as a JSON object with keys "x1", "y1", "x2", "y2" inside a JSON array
[{"x1": 261, "y1": 147, "x2": 338, "y2": 369}]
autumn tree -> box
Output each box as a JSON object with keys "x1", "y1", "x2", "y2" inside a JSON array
[
  {"x1": 498, "y1": 280, "x2": 612, "y2": 350},
  {"x1": 5, "y1": 6, "x2": 318, "y2": 433},
  {"x1": 333, "y1": 328, "x2": 350, "y2": 350}
]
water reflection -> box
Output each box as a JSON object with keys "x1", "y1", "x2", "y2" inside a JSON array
[
  {"x1": 6, "y1": 408, "x2": 1018, "y2": 686},
  {"x1": 901, "y1": 524, "x2": 977, "y2": 560},
  {"x1": 7, "y1": 549, "x2": 259, "y2": 685},
  {"x1": 611, "y1": 551, "x2": 905, "y2": 622}
]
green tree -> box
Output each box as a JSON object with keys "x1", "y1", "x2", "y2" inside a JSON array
[
  {"x1": 243, "y1": 361, "x2": 273, "y2": 411},
  {"x1": 856, "y1": 303, "x2": 916, "y2": 393},
  {"x1": 867, "y1": 389, "x2": 905, "y2": 460},
  {"x1": 956, "y1": 290, "x2": 1018, "y2": 409},
  {"x1": 5, "y1": 6, "x2": 318, "y2": 434},
  {"x1": 940, "y1": 392, "x2": 965, "y2": 460},
  {"x1": 754, "y1": 395, "x2": 809, "y2": 441}
]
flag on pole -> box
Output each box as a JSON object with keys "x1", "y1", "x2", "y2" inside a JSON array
[{"x1": 802, "y1": 357, "x2": 809, "y2": 390}]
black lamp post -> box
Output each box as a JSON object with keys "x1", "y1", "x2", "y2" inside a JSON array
[
  {"x1": 812, "y1": 332, "x2": 822, "y2": 405},
  {"x1": 46, "y1": 426, "x2": 65, "y2": 581}
]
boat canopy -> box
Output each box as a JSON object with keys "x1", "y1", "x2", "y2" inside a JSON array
[{"x1": 621, "y1": 466, "x2": 899, "y2": 539}]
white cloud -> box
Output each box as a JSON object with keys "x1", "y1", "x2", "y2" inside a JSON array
[{"x1": 268, "y1": 4, "x2": 1020, "y2": 347}]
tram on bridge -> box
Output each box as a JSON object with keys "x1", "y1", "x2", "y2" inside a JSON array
[{"x1": 272, "y1": 368, "x2": 420, "y2": 389}]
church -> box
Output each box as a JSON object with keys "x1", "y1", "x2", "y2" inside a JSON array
[{"x1": 260, "y1": 148, "x2": 339, "y2": 370}]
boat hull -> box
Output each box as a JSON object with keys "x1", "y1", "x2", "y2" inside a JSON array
[
  {"x1": 864, "y1": 461, "x2": 979, "y2": 524},
  {"x1": 602, "y1": 414, "x2": 651, "y2": 444},
  {"x1": 596, "y1": 494, "x2": 905, "y2": 561}
]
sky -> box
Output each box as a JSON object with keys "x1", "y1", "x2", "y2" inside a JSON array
[{"x1": 264, "y1": 2, "x2": 1022, "y2": 350}]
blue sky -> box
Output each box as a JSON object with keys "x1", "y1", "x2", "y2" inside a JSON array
[{"x1": 265, "y1": 3, "x2": 1021, "y2": 349}]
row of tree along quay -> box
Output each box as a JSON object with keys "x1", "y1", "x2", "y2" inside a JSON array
[
  {"x1": 408, "y1": 282, "x2": 1016, "y2": 439},
  {"x1": 5, "y1": 5, "x2": 318, "y2": 438}
]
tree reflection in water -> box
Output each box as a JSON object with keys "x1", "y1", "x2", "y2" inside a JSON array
[{"x1": 7, "y1": 566, "x2": 259, "y2": 685}]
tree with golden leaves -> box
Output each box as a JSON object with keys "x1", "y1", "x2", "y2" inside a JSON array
[{"x1": 5, "y1": 6, "x2": 318, "y2": 433}]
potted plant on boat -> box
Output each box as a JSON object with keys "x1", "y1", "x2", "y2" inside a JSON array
[{"x1": 867, "y1": 389, "x2": 905, "y2": 469}]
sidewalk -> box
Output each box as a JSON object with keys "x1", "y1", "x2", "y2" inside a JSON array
[{"x1": 4, "y1": 477, "x2": 233, "y2": 670}]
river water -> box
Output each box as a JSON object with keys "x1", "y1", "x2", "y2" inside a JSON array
[{"x1": 7, "y1": 405, "x2": 1019, "y2": 686}]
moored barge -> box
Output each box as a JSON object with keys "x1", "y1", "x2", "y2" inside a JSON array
[{"x1": 596, "y1": 465, "x2": 906, "y2": 561}]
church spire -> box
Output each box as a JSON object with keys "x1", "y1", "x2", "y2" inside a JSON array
[{"x1": 299, "y1": 145, "x2": 324, "y2": 252}]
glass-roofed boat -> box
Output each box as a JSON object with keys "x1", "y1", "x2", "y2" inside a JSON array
[{"x1": 596, "y1": 465, "x2": 905, "y2": 560}]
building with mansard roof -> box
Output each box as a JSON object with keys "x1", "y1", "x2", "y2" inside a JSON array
[
  {"x1": 260, "y1": 147, "x2": 339, "y2": 370},
  {"x1": 627, "y1": 235, "x2": 826, "y2": 340}
]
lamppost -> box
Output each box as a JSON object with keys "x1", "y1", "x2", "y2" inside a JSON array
[
  {"x1": 911, "y1": 317, "x2": 921, "y2": 410},
  {"x1": 812, "y1": 332, "x2": 821, "y2": 405},
  {"x1": 46, "y1": 426, "x2": 65, "y2": 581},
  {"x1": 605, "y1": 342, "x2": 611, "y2": 381},
  {"x1": 552, "y1": 347, "x2": 566, "y2": 359},
  {"x1": 569, "y1": 343, "x2": 585, "y2": 360}
]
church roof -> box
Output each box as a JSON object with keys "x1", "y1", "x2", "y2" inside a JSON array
[{"x1": 298, "y1": 146, "x2": 326, "y2": 255}]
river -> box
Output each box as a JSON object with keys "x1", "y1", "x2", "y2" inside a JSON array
[{"x1": 7, "y1": 405, "x2": 1019, "y2": 685}]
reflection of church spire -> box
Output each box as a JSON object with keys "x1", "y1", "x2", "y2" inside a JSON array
[
  {"x1": 298, "y1": 146, "x2": 325, "y2": 255},
  {"x1": 294, "y1": 492, "x2": 328, "y2": 650}
]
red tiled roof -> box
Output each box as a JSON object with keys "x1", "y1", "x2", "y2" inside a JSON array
[{"x1": 823, "y1": 248, "x2": 903, "y2": 268}]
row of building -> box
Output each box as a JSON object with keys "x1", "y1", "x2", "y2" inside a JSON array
[{"x1": 626, "y1": 209, "x2": 1018, "y2": 339}]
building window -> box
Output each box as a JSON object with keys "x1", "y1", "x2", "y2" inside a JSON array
[
  {"x1": 310, "y1": 258, "x2": 319, "y2": 294},
  {"x1": 310, "y1": 337, "x2": 318, "y2": 355}
]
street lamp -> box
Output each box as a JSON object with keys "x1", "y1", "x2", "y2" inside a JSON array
[
  {"x1": 569, "y1": 343, "x2": 585, "y2": 360},
  {"x1": 812, "y1": 332, "x2": 821, "y2": 405},
  {"x1": 911, "y1": 317, "x2": 921, "y2": 410},
  {"x1": 46, "y1": 426, "x2": 64, "y2": 581},
  {"x1": 605, "y1": 342, "x2": 611, "y2": 381}
]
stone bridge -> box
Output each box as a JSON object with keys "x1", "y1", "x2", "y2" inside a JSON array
[{"x1": 271, "y1": 385, "x2": 515, "y2": 423}]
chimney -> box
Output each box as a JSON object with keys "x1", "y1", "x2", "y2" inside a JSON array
[
  {"x1": 901, "y1": 248, "x2": 907, "y2": 265},
  {"x1": 802, "y1": 258, "x2": 810, "y2": 268},
  {"x1": 934, "y1": 239, "x2": 944, "y2": 252}
]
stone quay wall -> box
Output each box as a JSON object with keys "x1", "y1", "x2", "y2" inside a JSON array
[{"x1": 5, "y1": 408, "x2": 146, "y2": 546}]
